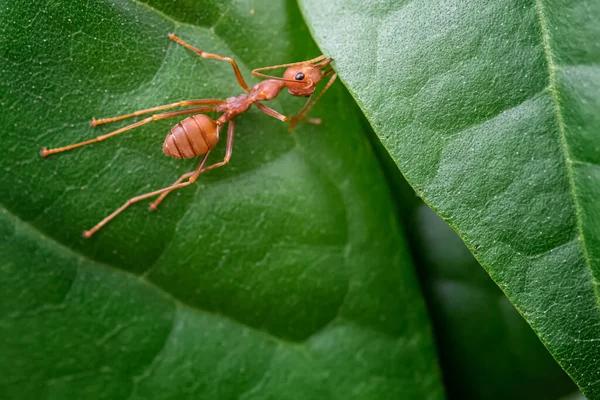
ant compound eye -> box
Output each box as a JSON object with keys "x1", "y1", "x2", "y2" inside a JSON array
[{"x1": 295, "y1": 72, "x2": 305, "y2": 81}]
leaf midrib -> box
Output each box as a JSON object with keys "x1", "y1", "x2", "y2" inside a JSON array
[{"x1": 534, "y1": 0, "x2": 595, "y2": 291}]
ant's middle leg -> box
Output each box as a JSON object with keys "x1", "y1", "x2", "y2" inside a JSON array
[
  {"x1": 149, "y1": 120, "x2": 236, "y2": 210},
  {"x1": 83, "y1": 121, "x2": 235, "y2": 237},
  {"x1": 169, "y1": 33, "x2": 250, "y2": 93},
  {"x1": 255, "y1": 72, "x2": 337, "y2": 131}
]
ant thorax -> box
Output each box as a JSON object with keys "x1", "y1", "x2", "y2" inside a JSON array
[
  {"x1": 218, "y1": 94, "x2": 252, "y2": 119},
  {"x1": 249, "y1": 79, "x2": 286, "y2": 102}
]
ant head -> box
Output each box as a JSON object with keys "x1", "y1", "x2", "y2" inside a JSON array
[{"x1": 282, "y1": 64, "x2": 324, "y2": 97}]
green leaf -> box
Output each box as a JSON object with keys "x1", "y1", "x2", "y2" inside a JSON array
[
  {"x1": 299, "y1": 0, "x2": 600, "y2": 396},
  {"x1": 0, "y1": 0, "x2": 444, "y2": 398}
]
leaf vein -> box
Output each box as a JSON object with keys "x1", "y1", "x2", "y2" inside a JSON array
[
  {"x1": 0, "y1": 201, "x2": 300, "y2": 347},
  {"x1": 128, "y1": 304, "x2": 178, "y2": 399},
  {"x1": 534, "y1": 0, "x2": 597, "y2": 299}
]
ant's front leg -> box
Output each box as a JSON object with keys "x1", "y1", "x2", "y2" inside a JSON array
[
  {"x1": 255, "y1": 73, "x2": 337, "y2": 131},
  {"x1": 255, "y1": 102, "x2": 321, "y2": 131},
  {"x1": 41, "y1": 106, "x2": 216, "y2": 157}
]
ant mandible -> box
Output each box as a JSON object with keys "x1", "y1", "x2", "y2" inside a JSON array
[{"x1": 40, "y1": 33, "x2": 337, "y2": 238}]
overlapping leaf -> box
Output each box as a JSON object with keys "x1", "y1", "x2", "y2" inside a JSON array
[{"x1": 299, "y1": 0, "x2": 600, "y2": 396}]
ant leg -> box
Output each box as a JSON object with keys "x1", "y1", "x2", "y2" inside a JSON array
[
  {"x1": 256, "y1": 102, "x2": 321, "y2": 125},
  {"x1": 255, "y1": 73, "x2": 336, "y2": 131},
  {"x1": 188, "y1": 119, "x2": 235, "y2": 181},
  {"x1": 252, "y1": 55, "x2": 328, "y2": 80},
  {"x1": 288, "y1": 73, "x2": 337, "y2": 130},
  {"x1": 169, "y1": 33, "x2": 250, "y2": 93},
  {"x1": 41, "y1": 107, "x2": 215, "y2": 157},
  {"x1": 147, "y1": 172, "x2": 193, "y2": 210},
  {"x1": 83, "y1": 148, "x2": 214, "y2": 238},
  {"x1": 91, "y1": 99, "x2": 224, "y2": 127},
  {"x1": 149, "y1": 120, "x2": 235, "y2": 210},
  {"x1": 84, "y1": 121, "x2": 235, "y2": 237}
]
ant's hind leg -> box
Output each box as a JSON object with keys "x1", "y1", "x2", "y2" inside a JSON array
[
  {"x1": 169, "y1": 33, "x2": 250, "y2": 93},
  {"x1": 148, "y1": 172, "x2": 193, "y2": 210},
  {"x1": 84, "y1": 121, "x2": 235, "y2": 237},
  {"x1": 82, "y1": 149, "x2": 213, "y2": 238},
  {"x1": 41, "y1": 106, "x2": 215, "y2": 157},
  {"x1": 91, "y1": 99, "x2": 224, "y2": 127},
  {"x1": 149, "y1": 120, "x2": 236, "y2": 210}
]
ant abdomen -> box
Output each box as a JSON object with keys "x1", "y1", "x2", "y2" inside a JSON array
[{"x1": 163, "y1": 114, "x2": 218, "y2": 159}]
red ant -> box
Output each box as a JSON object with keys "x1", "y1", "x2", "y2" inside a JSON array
[{"x1": 41, "y1": 33, "x2": 337, "y2": 238}]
